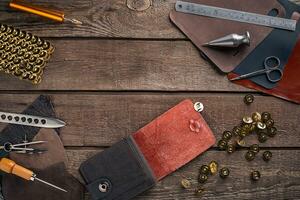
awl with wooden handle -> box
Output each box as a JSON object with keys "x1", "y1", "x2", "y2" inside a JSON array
[
  {"x1": 0, "y1": 158, "x2": 67, "y2": 193},
  {"x1": 9, "y1": 0, "x2": 82, "y2": 25}
]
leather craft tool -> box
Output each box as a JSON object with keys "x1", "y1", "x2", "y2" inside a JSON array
[
  {"x1": 204, "y1": 31, "x2": 250, "y2": 48},
  {"x1": 9, "y1": 0, "x2": 82, "y2": 25},
  {"x1": 0, "y1": 158, "x2": 67, "y2": 192},
  {"x1": 230, "y1": 56, "x2": 283, "y2": 83},
  {"x1": 175, "y1": 1, "x2": 297, "y2": 31},
  {"x1": 0, "y1": 111, "x2": 66, "y2": 128},
  {"x1": 230, "y1": 0, "x2": 300, "y2": 90},
  {"x1": 170, "y1": 0, "x2": 286, "y2": 73},
  {"x1": 0, "y1": 141, "x2": 46, "y2": 154},
  {"x1": 2, "y1": 128, "x2": 85, "y2": 200}
]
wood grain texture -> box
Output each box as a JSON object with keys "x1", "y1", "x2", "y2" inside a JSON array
[
  {"x1": 65, "y1": 149, "x2": 300, "y2": 200},
  {"x1": 0, "y1": 94, "x2": 298, "y2": 147},
  {"x1": 0, "y1": 0, "x2": 182, "y2": 38},
  {"x1": 0, "y1": 39, "x2": 248, "y2": 92},
  {"x1": 1, "y1": 0, "x2": 298, "y2": 38}
]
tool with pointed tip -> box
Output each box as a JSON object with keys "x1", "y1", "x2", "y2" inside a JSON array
[
  {"x1": 0, "y1": 158, "x2": 67, "y2": 193},
  {"x1": 0, "y1": 141, "x2": 47, "y2": 153},
  {"x1": 9, "y1": 0, "x2": 82, "y2": 25},
  {"x1": 0, "y1": 111, "x2": 66, "y2": 128},
  {"x1": 203, "y1": 31, "x2": 251, "y2": 48}
]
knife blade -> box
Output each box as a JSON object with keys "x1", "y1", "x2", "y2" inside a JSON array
[{"x1": 0, "y1": 111, "x2": 66, "y2": 128}]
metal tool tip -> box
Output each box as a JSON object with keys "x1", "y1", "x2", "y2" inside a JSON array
[{"x1": 64, "y1": 17, "x2": 83, "y2": 25}]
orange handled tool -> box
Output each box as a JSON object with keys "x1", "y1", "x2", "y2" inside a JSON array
[
  {"x1": 0, "y1": 158, "x2": 67, "y2": 192},
  {"x1": 9, "y1": 0, "x2": 82, "y2": 25}
]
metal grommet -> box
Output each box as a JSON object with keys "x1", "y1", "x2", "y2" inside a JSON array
[
  {"x1": 194, "y1": 102, "x2": 204, "y2": 113},
  {"x1": 99, "y1": 182, "x2": 109, "y2": 193}
]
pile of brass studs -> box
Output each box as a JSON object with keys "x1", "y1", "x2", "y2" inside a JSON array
[
  {"x1": 0, "y1": 24, "x2": 54, "y2": 84},
  {"x1": 218, "y1": 111, "x2": 277, "y2": 154},
  {"x1": 217, "y1": 109, "x2": 277, "y2": 181}
]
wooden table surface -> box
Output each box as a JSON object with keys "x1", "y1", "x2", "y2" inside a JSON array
[{"x1": 1, "y1": 0, "x2": 300, "y2": 199}]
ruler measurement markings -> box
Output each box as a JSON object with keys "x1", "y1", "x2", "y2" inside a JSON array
[{"x1": 176, "y1": 1, "x2": 297, "y2": 31}]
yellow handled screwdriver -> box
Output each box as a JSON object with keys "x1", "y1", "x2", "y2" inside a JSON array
[{"x1": 0, "y1": 158, "x2": 67, "y2": 193}]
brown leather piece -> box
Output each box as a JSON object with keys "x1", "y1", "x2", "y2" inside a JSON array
[
  {"x1": 228, "y1": 38, "x2": 300, "y2": 104},
  {"x1": 170, "y1": 0, "x2": 285, "y2": 72},
  {"x1": 8, "y1": 129, "x2": 67, "y2": 168},
  {"x1": 2, "y1": 129, "x2": 84, "y2": 200}
]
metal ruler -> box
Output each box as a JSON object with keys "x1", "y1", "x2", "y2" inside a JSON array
[{"x1": 175, "y1": 1, "x2": 297, "y2": 31}]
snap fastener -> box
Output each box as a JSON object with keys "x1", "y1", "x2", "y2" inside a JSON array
[
  {"x1": 99, "y1": 182, "x2": 109, "y2": 193},
  {"x1": 194, "y1": 102, "x2": 204, "y2": 113}
]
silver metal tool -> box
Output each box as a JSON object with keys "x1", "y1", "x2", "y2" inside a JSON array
[
  {"x1": 230, "y1": 56, "x2": 284, "y2": 83},
  {"x1": 0, "y1": 141, "x2": 46, "y2": 153},
  {"x1": 175, "y1": 1, "x2": 297, "y2": 31},
  {"x1": 204, "y1": 31, "x2": 250, "y2": 48},
  {"x1": 0, "y1": 111, "x2": 66, "y2": 128}
]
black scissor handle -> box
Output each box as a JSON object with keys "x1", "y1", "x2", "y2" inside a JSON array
[{"x1": 264, "y1": 56, "x2": 281, "y2": 69}]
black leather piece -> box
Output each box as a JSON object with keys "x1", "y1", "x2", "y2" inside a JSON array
[
  {"x1": 80, "y1": 137, "x2": 156, "y2": 200},
  {"x1": 0, "y1": 95, "x2": 56, "y2": 158},
  {"x1": 233, "y1": 0, "x2": 300, "y2": 89}
]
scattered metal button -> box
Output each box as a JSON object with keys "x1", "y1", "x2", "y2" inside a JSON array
[
  {"x1": 222, "y1": 131, "x2": 233, "y2": 141},
  {"x1": 249, "y1": 144, "x2": 260, "y2": 154},
  {"x1": 262, "y1": 151, "x2": 272, "y2": 162},
  {"x1": 261, "y1": 112, "x2": 271, "y2": 122},
  {"x1": 226, "y1": 144, "x2": 235, "y2": 154},
  {"x1": 251, "y1": 171, "x2": 261, "y2": 181},
  {"x1": 243, "y1": 116, "x2": 253, "y2": 124},
  {"x1": 194, "y1": 187, "x2": 205, "y2": 196},
  {"x1": 257, "y1": 132, "x2": 268, "y2": 143},
  {"x1": 180, "y1": 178, "x2": 191, "y2": 189},
  {"x1": 194, "y1": 102, "x2": 204, "y2": 113},
  {"x1": 219, "y1": 167, "x2": 230, "y2": 179},
  {"x1": 209, "y1": 161, "x2": 218, "y2": 175},
  {"x1": 257, "y1": 122, "x2": 266, "y2": 130},
  {"x1": 244, "y1": 94, "x2": 254, "y2": 105},
  {"x1": 199, "y1": 165, "x2": 210, "y2": 175},
  {"x1": 198, "y1": 174, "x2": 208, "y2": 183},
  {"x1": 252, "y1": 112, "x2": 261, "y2": 122},
  {"x1": 245, "y1": 150, "x2": 256, "y2": 161},
  {"x1": 218, "y1": 139, "x2": 227, "y2": 150}
]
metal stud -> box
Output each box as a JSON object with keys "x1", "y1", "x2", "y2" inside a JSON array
[{"x1": 194, "y1": 102, "x2": 204, "y2": 112}]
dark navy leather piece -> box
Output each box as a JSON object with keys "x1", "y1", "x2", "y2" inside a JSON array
[{"x1": 233, "y1": 0, "x2": 300, "y2": 89}]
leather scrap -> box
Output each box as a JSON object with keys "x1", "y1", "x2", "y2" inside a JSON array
[
  {"x1": 2, "y1": 129, "x2": 84, "y2": 200},
  {"x1": 170, "y1": 0, "x2": 286, "y2": 72}
]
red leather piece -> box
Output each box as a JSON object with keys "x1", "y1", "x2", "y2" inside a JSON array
[
  {"x1": 228, "y1": 38, "x2": 300, "y2": 104},
  {"x1": 132, "y1": 99, "x2": 216, "y2": 180}
]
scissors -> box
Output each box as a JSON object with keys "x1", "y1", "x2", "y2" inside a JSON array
[{"x1": 230, "y1": 56, "x2": 283, "y2": 83}]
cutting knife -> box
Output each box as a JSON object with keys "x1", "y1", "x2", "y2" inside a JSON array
[{"x1": 0, "y1": 111, "x2": 66, "y2": 128}]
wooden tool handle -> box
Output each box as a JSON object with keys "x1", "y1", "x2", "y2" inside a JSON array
[
  {"x1": 0, "y1": 158, "x2": 33, "y2": 181},
  {"x1": 9, "y1": 0, "x2": 64, "y2": 22}
]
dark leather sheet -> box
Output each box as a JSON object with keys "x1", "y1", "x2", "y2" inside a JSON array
[
  {"x1": 170, "y1": 0, "x2": 285, "y2": 72},
  {"x1": 232, "y1": 0, "x2": 300, "y2": 89},
  {"x1": 228, "y1": 37, "x2": 300, "y2": 104}
]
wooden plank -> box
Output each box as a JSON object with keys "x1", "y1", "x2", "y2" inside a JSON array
[
  {"x1": 0, "y1": 0, "x2": 183, "y2": 38},
  {"x1": 65, "y1": 149, "x2": 300, "y2": 200},
  {"x1": 0, "y1": 93, "x2": 298, "y2": 147},
  {"x1": 1, "y1": 0, "x2": 299, "y2": 38},
  {"x1": 0, "y1": 39, "x2": 249, "y2": 91}
]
